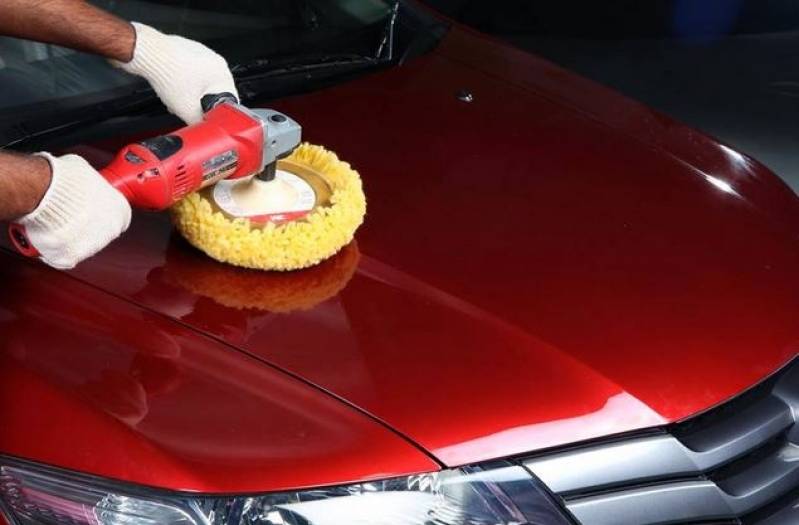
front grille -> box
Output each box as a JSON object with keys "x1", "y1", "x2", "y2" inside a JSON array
[{"x1": 522, "y1": 358, "x2": 799, "y2": 525}]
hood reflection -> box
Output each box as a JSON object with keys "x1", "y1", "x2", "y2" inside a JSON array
[{"x1": 159, "y1": 237, "x2": 360, "y2": 313}]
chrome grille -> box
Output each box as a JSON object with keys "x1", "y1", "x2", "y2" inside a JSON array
[{"x1": 522, "y1": 359, "x2": 799, "y2": 525}]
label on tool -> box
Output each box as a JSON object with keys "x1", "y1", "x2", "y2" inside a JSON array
[
  {"x1": 212, "y1": 170, "x2": 317, "y2": 225},
  {"x1": 202, "y1": 149, "x2": 239, "y2": 187}
]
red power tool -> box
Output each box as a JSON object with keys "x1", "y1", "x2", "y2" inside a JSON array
[{"x1": 9, "y1": 94, "x2": 302, "y2": 257}]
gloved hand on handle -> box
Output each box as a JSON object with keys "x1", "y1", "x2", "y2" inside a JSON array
[
  {"x1": 113, "y1": 22, "x2": 239, "y2": 125},
  {"x1": 14, "y1": 153, "x2": 132, "y2": 270},
  {"x1": 2, "y1": 8, "x2": 239, "y2": 269}
]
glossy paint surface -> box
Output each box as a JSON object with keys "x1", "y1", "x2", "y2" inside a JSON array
[
  {"x1": 0, "y1": 253, "x2": 437, "y2": 493},
  {"x1": 2, "y1": 27, "x2": 799, "y2": 491}
]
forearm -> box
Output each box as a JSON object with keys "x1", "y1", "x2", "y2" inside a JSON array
[
  {"x1": 0, "y1": 0, "x2": 134, "y2": 61},
  {"x1": 0, "y1": 152, "x2": 52, "y2": 221}
]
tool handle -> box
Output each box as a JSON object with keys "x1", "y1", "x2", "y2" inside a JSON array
[
  {"x1": 7, "y1": 223, "x2": 40, "y2": 258},
  {"x1": 8, "y1": 96, "x2": 258, "y2": 261}
]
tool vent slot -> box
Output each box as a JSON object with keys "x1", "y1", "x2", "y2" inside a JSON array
[
  {"x1": 522, "y1": 358, "x2": 799, "y2": 525},
  {"x1": 173, "y1": 165, "x2": 190, "y2": 199}
]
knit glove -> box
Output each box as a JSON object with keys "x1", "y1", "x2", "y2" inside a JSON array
[
  {"x1": 114, "y1": 22, "x2": 239, "y2": 124},
  {"x1": 17, "y1": 153, "x2": 131, "y2": 270}
]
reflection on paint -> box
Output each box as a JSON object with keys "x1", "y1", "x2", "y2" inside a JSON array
[
  {"x1": 705, "y1": 174, "x2": 738, "y2": 196},
  {"x1": 435, "y1": 393, "x2": 665, "y2": 466}
]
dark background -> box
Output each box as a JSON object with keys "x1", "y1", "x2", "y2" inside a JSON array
[{"x1": 427, "y1": 0, "x2": 799, "y2": 192}]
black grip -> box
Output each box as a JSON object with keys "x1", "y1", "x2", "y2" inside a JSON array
[{"x1": 201, "y1": 92, "x2": 239, "y2": 113}]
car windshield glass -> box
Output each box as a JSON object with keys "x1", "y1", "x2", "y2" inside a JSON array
[{"x1": 0, "y1": 0, "x2": 399, "y2": 117}]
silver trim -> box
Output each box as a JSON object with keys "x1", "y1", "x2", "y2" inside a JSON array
[
  {"x1": 525, "y1": 435, "x2": 693, "y2": 494},
  {"x1": 566, "y1": 481, "x2": 729, "y2": 525},
  {"x1": 524, "y1": 396, "x2": 793, "y2": 494},
  {"x1": 250, "y1": 108, "x2": 302, "y2": 168},
  {"x1": 522, "y1": 359, "x2": 799, "y2": 524},
  {"x1": 231, "y1": 105, "x2": 302, "y2": 172},
  {"x1": 564, "y1": 441, "x2": 799, "y2": 525}
]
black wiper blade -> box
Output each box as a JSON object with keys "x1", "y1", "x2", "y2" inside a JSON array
[
  {"x1": 375, "y1": 1, "x2": 400, "y2": 60},
  {"x1": 233, "y1": 53, "x2": 388, "y2": 105},
  {"x1": 1, "y1": 87, "x2": 160, "y2": 149},
  {"x1": 231, "y1": 53, "x2": 380, "y2": 78}
]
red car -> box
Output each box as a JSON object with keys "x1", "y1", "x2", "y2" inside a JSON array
[{"x1": 1, "y1": 1, "x2": 798, "y2": 524}]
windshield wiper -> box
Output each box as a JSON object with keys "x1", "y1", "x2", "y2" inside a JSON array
[
  {"x1": 231, "y1": 53, "x2": 380, "y2": 78},
  {"x1": 376, "y1": 1, "x2": 400, "y2": 61},
  {"x1": 3, "y1": 52, "x2": 386, "y2": 148},
  {"x1": 0, "y1": 87, "x2": 161, "y2": 149},
  {"x1": 232, "y1": 52, "x2": 389, "y2": 103}
]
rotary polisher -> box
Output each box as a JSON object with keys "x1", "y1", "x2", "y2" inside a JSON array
[{"x1": 8, "y1": 93, "x2": 359, "y2": 268}]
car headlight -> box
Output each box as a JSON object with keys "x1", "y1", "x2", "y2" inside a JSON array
[{"x1": 0, "y1": 457, "x2": 573, "y2": 525}]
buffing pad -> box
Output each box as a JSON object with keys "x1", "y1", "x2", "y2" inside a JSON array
[{"x1": 170, "y1": 143, "x2": 366, "y2": 271}]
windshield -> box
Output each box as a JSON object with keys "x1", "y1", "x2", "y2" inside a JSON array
[{"x1": 0, "y1": 0, "x2": 407, "y2": 120}]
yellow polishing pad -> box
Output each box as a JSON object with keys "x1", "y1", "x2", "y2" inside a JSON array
[{"x1": 170, "y1": 144, "x2": 367, "y2": 271}]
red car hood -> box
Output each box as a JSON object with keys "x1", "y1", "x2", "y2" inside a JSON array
[{"x1": 4, "y1": 28, "x2": 799, "y2": 482}]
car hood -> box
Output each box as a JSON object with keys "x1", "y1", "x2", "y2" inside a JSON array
[
  {"x1": 0, "y1": 252, "x2": 438, "y2": 493},
  {"x1": 4, "y1": 28, "x2": 799, "y2": 478}
]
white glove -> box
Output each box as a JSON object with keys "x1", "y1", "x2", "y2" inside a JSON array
[
  {"x1": 18, "y1": 153, "x2": 131, "y2": 270},
  {"x1": 114, "y1": 22, "x2": 239, "y2": 124}
]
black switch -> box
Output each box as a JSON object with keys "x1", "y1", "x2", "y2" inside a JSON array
[{"x1": 139, "y1": 135, "x2": 183, "y2": 160}]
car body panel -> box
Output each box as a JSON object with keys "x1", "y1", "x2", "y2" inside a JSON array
[
  {"x1": 0, "y1": 254, "x2": 438, "y2": 493},
  {"x1": 2, "y1": 27, "x2": 799, "y2": 489}
]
